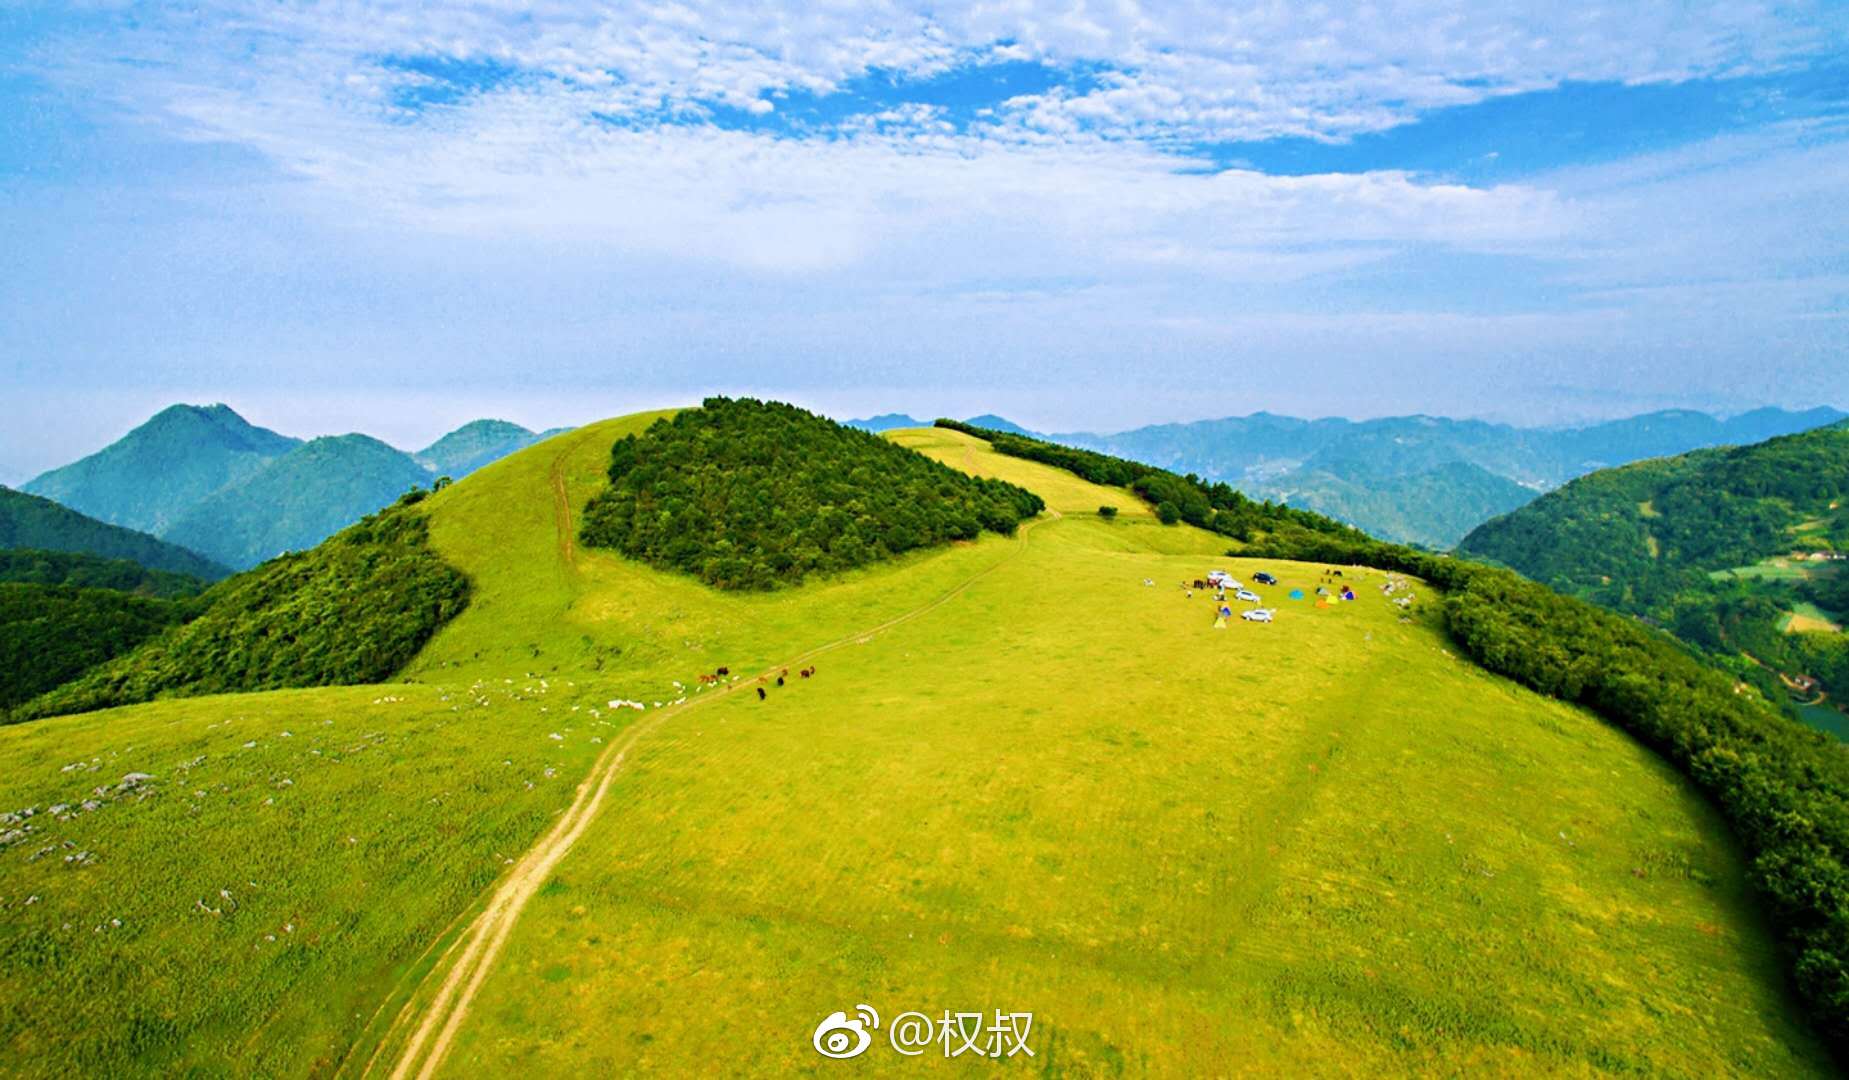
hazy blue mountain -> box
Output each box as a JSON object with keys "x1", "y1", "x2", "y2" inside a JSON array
[
  {"x1": 414, "y1": 419, "x2": 541, "y2": 478},
  {"x1": 0, "y1": 486, "x2": 228, "y2": 580},
  {"x1": 162, "y1": 435, "x2": 434, "y2": 569},
  {"x1": 1263, "y1": 461, "x2": 1538, "y2": 548},
  {"x1": 964, "y1": 414, "x2": 1035, "y2": 436},
  {"x1": 23, "y1": 404, "x2": 298, "y2": 534},
  {"x1": 842, "y1": 413, "x2": 926, "y2": 432},
  {"x1": 1045, "y1": 406, "x2": 1845, "y2": 546}
]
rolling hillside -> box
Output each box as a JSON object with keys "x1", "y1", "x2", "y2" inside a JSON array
[
  {"x1": 0, "y1": 486, "x2": 227, "y2": 580},
  {"x1": 161, "y1": 435, "x2": 436, "y2": 569},
  {"x1": 0, "y1": 406, "x2": 1833, "y2": 1077},
  {"x1": 22, "y1": 404, "x2": 299, "y2": 534},
  {"x1": 1458, "y1": 421, "x2": 1849, "y2": 729}
]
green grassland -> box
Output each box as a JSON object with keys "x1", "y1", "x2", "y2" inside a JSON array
[
  {"x1": 430, "y1": 427, "x2": 1824, "y2": 1076},
  {"x1": 0, "y1": 418, "x2": 1833, "y2": 1076}
]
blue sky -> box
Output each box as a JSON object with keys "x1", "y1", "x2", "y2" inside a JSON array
[{"x1": 2, "y1": 2, "x2": 1847, "y2": 482}]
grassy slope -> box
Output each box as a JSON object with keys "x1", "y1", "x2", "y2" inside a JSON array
[
  {"x1": 433, "y1": 427, "x2": 1826, "y2": 1077},
  {"x1": 0, "y1": 417, "x2": 1830, "y2": 1077}
]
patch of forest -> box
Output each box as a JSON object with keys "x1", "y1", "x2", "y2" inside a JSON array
[
  {"x1": 14, "y1": 495, "x2": 470, "y2": 722},
  {"x1": 581, "y1": 399, "x2": 1044, "y2": 590},
  {"x1": 0, "y1": 547, "x2": 210, "y2": 598}
]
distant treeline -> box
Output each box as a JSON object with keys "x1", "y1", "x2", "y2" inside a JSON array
[
  {"x1": 982, "y1": 424, "x2": 1849, "y2": 1057},
  {"x1": 14, "y1": 496, "x2": 469, "y2": 722},
  {"x1": 934, "y1": 418, "x2": 1359, "y2": 541},
  {"x1": 582, "y1": 399, "x2": 1045, "y2": 590},
  {"x1": 0, "y1": 547, "x2": 209, "y2": 598}
]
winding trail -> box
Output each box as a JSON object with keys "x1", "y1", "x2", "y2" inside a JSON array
[{"x1": 366, "y1": 442, "x2": 1055, "y2": 1080}]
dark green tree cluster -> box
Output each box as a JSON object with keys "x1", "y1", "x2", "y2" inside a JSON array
[
  {"x1": 1000, "y1": 430, "x2": 1849, "y2": 1056},
  {"x1": 15, "y1": 498, "x2": 470, "y2": 722},
  {"x1": 0, "y1": 585, "x2": 200, "y2": 716},
  {"x1": 581, "y1": 399, "x2": 1044, "y2": 590},
  {"x1": 0, "y1": 548, "x2": 210, "y2": 598},
  {"x1": 934, "y1": 418, "x2": 1360, "y2": 542}
]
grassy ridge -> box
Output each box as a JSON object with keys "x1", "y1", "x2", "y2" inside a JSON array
[
  {"x1": 960, "y1": 423, "x2": 1849, "y2": 1056},
  {"x1": 0, "y1": 412, "x2": 1834, "y2": 1075},
  {"x1": 437, "y1": 426, "x2": 1825, "y2": 1076}
]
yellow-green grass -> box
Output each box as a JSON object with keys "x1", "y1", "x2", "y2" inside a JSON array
[
  {"x1": 429, "y1": 433, "x2": 1827, "y2": 1076},
  {"x1": 0, "y1": 682, "x2": 611, "y2": 1076},
  {"x1": 0, "y1": 418, "x2": 1832, "y2": 1076},
  {"x1": 1780, "y1": 603, "x2": 1843, "y2": 635}
]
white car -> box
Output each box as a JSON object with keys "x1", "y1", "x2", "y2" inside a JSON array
[
  {"x1": 1241, "y1": 608, "x2": 1274, "y2": 623},
  {"x1": 1235, "y1": 589, "x2": 1260, "y2": 603}
]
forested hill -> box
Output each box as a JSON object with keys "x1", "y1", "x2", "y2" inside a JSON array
[
  {"x1": 1457, "y1": 422, "x2": 1849, "y2": 611},
  {"x1": 17, "y1": 495, "x2": 469, "y2": 722},
  {"x1": 161, "y1": 434, "x2": 437, "y2": 569},
  {"x1": 0, "y1": 548, "x2": 209, "y2": 598},
  {"x1": 580, "y1": 399, "x2": 1044, "y2": 590},
  {"x1": 22, "y1": 403, "x2": 298, "y2": 534},
  {"x1": 0, "y1": 486, "x2": 227, "y2": 580},
  {"x1": 414, "y1": 419, "x2": 546, "y2": 477}
]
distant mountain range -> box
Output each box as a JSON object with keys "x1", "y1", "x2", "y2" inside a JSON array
[
  {"x1": 936, "y1": 406, "x2": 1846, "y2": 547},
  {"x1": 18, "y1": 405, "x2": 567, "y2": 571}
]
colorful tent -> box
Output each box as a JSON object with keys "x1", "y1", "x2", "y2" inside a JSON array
[{"x1": 1288, "y1": 589, "x2": 1305, "y2": 600}]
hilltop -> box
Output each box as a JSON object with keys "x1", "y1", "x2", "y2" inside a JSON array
[
  {"x1": 1459, "y1": 421, "x2": 1849, "y2": 731},
  {"x1": 0, "y1": 486, "x2": 226, "y2": 580},
  {"x1": 23, "y1": 404, "x2": 299, "y2": 534},
  {"x1": 414, "y1": 419, "x2": 549, "y2": 478},
  {"x1": 161, "y1": 435, "x2": 437, "y2": 569},
  {"x1": 0, "y1": 405, "x2": 1837, "y2": 1076}
]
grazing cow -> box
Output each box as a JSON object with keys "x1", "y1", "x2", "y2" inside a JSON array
[
  {"x1": 776, "y1": 676, "x2": 785, "y2": 687},
  {"x1": 717, "y1": 666, "x2": 730, "y2": 676},
  {"x1": 756, "y1": 687, "x2": 766, "y2": 701}
]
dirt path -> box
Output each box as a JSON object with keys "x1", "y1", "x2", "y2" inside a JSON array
[{"x1": 366, "y1": 450, "x2": 1056, "y2": 1080}]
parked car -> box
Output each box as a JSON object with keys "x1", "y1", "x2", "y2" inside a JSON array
[
  {"x1": 1241, "y1": 608, "x2": 1274, "y2": 623},
  {"x1": 1253, "y1": 571, "x2": 1278, "y2": 585},
  {"x1": 1235, "y1": 589, "x2": 1260, "y2": 603}
]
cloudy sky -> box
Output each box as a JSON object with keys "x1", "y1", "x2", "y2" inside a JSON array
[{"x1": 2, "y1": 2, "x2": 1847, "y2": 482}]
